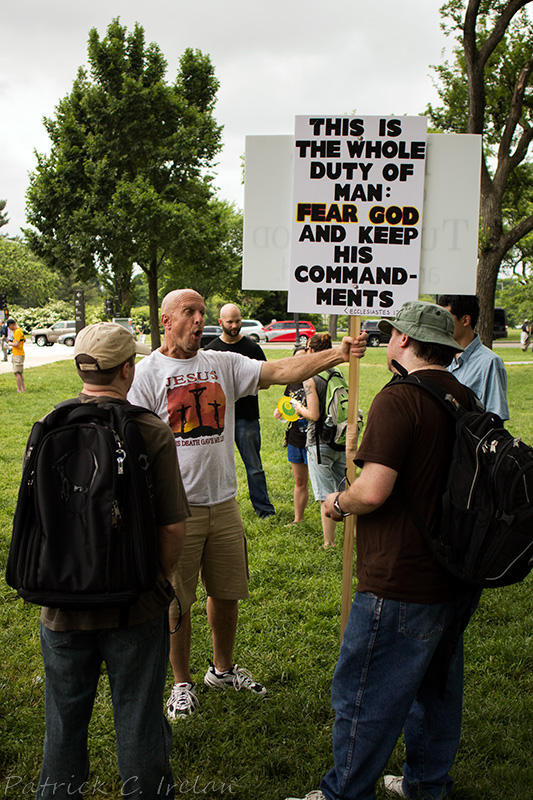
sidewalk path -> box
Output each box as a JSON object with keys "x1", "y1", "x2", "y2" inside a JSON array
[{"x1": 0, "y1": 342, "x2": 75, "y2": 375}]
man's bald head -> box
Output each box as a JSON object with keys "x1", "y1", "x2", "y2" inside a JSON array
[
  {"x1": 218, "y1": 303, "x2": 242, "y2": 342},
  {"x1": 159, "y1": 289, "x2": 206, "y2": 359},
  {"x1": 161, "y1": 289, "x2": 204, "y2": 318},
  {"x1": 219, "y1": 303, "x2": 241, "y2": 319}
]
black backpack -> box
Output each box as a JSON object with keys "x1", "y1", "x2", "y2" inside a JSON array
[
  {"x1": 6, "y1": 399, "x2": 160, "y2": 611},
  {"x1": 391, "y1": 369, "x2": 533, "y2": 588}
]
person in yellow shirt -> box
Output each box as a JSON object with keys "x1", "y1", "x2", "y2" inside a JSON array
[{"x1": 7, "y1": 318, "x2": 26, "y2": 392}]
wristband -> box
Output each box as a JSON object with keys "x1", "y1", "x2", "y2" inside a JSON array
[{"x1": 333, "y1": 492, "x2": 351, "y2": 518}]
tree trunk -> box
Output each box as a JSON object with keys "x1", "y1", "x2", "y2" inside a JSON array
[
  {"x1": 476, "y1": 250, "x2": 504, "y2": 347},
  {"x1": 328, "y1": 314, "x2": 338, "y2": 339},
  {"x1": 476, "y1": 178, "x2": 506, "y2": 348},
  {"x1": 146, "y1": 260, "x2": 161, "y2": 349},
  {"x1": 120, "y1": 285, "x2": 131, "y2": 314}
]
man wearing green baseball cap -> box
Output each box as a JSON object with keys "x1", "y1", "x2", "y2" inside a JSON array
[
  {"x1": 287, "y1": 301, "x2": 481, "y2": 800},
  {"x1": 377, "y1": 299, "x2": 464, "y2": 354}
]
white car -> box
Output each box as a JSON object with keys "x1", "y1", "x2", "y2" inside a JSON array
[{"x1": 241, "y1": 319, "x2": 267, "y2": 342}]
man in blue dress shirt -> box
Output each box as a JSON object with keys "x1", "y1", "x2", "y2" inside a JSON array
[{"x1": 437, "y1": 295, "x2": 509, "y2": 421}]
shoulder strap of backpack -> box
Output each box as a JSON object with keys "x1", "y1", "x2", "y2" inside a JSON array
[
  {"x1": 387, "y1": 360, "x2": 498, "y2": 565},
  {"x1": 52, "y1": 399, "x2": 117, "y2": 426},
  {"x1": 123, "y1": 402, "x2": 161, "y2": 422},
  {"x1": 319, "y1": 367, "x2": 345, "y2": 382},
  {"x1": 55, "y1": 398, "x2": 82, "y2": 409},
  {"x1": 388, "y1": 359, "x2": 482, "y2": 417},
  {"x1": 383, "y1": 367, "x2": 454, "y2": 562},
  {"x1": 53, "y1": 398, "x2": 160, "y2": 425},
  {"x1": 314, "y1": 372, "x2": 330, "y2": 464}
]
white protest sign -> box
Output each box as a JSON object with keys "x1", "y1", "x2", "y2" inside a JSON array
[
  {"x1": 420, "y1": 133, "x2": 480, "y2": 294},
  {"x1": 242, "y1": 133, "x2": 480, "y2": 297},
  {"x1": 288, "y1": 115, "x2": 427, "y2": 316},
  {"x1": 242, "y1": 135, "x2": 293, "y2": 290}
]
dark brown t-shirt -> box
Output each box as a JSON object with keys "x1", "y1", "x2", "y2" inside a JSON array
[{"x1": 355, "y1": 369, "x2": 471, "y2": 603}]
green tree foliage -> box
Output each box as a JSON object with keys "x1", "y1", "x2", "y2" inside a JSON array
[
  {"x1": 426, "y1": 0, "x2": 533, "y2": 345},
  {"x1": 8, "y1": 300, "x2": 75, "y2": 333},
  {"x1": 242, "y1": 292, "x2": 292, "y2": 324},
  {"x1": 496, "y1": 277, "x2": 533, "y2": 325},
  {"x1": 26, "y1": 19, "x2": 223, "y2": 347},
  {"x1": 0, "y1": 238, "x2": 60, "y2": 307},
  {"x1": 204, "y1": 290, "x2": 324, "y2": 330},
  {"x1": 499, "y1": 161, "x2": 533, "y2": 280},
  {"x1": 160, "y1": 200, "x2": 243, "y2": 301},
  {"x1": 9, "y1": 299, "x2": 110, "y2": 333},
  {"x1": 0, "y1": 200, "x2": 8, "y2": 230}
]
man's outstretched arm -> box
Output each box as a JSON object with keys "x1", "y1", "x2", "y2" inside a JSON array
[{"x1": 258, "y1": 334, "x2": 367, "y2": 389}]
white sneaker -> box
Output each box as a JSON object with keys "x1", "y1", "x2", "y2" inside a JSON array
[
  {"x1": 166, "y1": 681, "x2": 199, "y2": 720},
  {"x1": 285, "y1": 792, "x2": 325, "y2": 800},
  {"x1": 203, "y1": 662, "x2": 267, "y2": 697},
  {"x1": 383, "y1": 775, "x2": 407, "y2": 797}
]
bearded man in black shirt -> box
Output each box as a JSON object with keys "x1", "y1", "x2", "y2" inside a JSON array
[{"x1": 204, "y1": 303, "x2": 275, "y2": 518}]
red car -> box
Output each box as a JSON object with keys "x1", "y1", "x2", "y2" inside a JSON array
[{"x1": 263, "y1": 320, "x2": 316, "y2": 344}]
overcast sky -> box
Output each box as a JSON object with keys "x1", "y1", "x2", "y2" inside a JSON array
[{"x1": 1, "y1": 0, "x2": 452, "y2": 238}]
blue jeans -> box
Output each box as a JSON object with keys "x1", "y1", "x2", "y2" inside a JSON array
[
  {"x1": 37, "y1": 612, "x2": 174, "y2": 799},
  {"x1": 235, "y1": 418, "x2": 275, "y2": 517},
  {"x1": 321, "y1": 591, "x2": 480, "y2": 800}
]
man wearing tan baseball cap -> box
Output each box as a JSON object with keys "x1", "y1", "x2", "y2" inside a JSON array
[
  {"x1": 34, "y1": 320, "x2": 190, "y2": 798},
  {"x1": 74, "y1": 321, "x2": 151, "y2": 374}
]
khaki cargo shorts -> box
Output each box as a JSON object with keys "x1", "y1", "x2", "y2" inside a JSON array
[
  {"x1": 169, "y1": 498, "x2": 249, "y2": 617},
  {"x1": 12, "y1": 355, "x2": 24, "y2": 373}
]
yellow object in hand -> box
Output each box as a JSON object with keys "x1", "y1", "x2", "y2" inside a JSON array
[{"x1": 277, "y1": 396, "x2": 299, "y2": 421}]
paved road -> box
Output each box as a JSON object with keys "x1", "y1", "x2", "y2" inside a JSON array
[{"x1": 0, "y1": 341, "x2": 76, "y2": 375}]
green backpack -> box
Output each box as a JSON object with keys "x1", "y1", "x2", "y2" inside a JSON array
[{"x1": 317, "y1": 369, "x2": 350, "y2": 451}]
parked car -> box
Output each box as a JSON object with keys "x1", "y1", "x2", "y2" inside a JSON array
[
  {"x1": 361, "y1": 319, "x2": 391, "y2": 347},
  {"x1": 57, "y1": 330, "x2": 77, "y2": 347},
  {"x1": 31, "y1": 320, "x2": 76, "y2": 347},
  {"x1": 263, "y1": 320, "x2": 316, "y2": 344},
  {"x1": 241, "y1": 319, "x2": 267, "y2": 342},
  {"x1": 201, "y1": 325, "x2": 223, "y2": 348}
]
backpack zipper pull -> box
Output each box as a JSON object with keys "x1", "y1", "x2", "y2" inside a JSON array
[
  {"x1": 112, "y1": 500, "x2": 122, "y2": 528},
  {"x1": 114, "y1": 435, "x2": 126, "y2": 475}
]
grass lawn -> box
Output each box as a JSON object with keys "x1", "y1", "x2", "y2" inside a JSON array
[{"x1": 0, "y1": 346, "x2": 532, "y2": 799}]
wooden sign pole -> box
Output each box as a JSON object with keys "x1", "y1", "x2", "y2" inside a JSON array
[{"x1": 340, "y1": 315, "x2": 361, "y2": 637}]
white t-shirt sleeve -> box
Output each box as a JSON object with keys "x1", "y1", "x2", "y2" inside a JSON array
[
  {"x1": 128, "y1": 353, "x2": 169, "y2": 423},
  {"x1": 230, "y1": 352, "x2": 263, "y2": 400}
]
